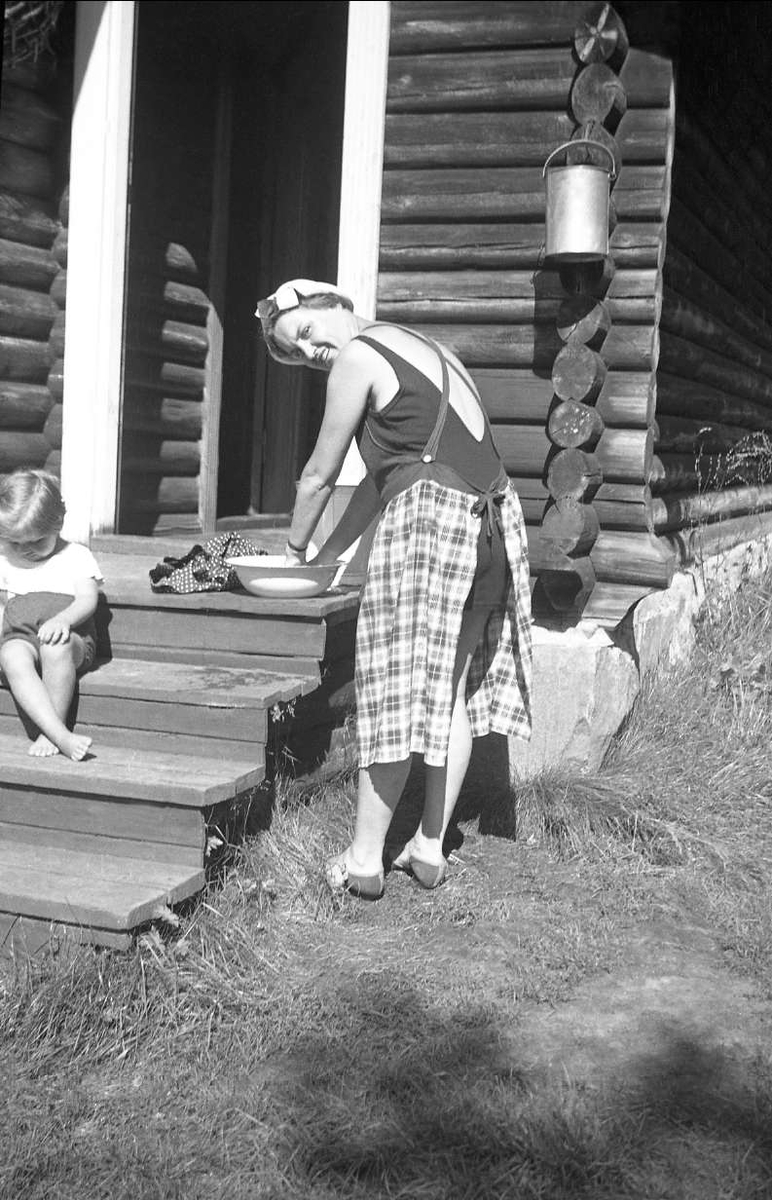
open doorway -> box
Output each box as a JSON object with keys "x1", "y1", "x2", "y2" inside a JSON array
[{"x1": 117, "y1": 1, "x2": 347, "y2": 536}]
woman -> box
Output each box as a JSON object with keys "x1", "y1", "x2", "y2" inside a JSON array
[{"x1": 256, "y1": 279, "x2": 532, "y2": 898}]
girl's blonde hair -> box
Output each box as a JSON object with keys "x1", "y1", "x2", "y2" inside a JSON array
[{"x1": 0, "y1": 469, "x2": 66, "y2": 541}]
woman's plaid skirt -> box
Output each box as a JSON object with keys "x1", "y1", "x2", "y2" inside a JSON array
[{"x1": 355, "y1": 477, "x2": 533, "y2": 769}]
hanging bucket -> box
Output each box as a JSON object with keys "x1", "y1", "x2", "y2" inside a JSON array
[{"x1": 543, "y1": 140, "x2": 615, "y2": 262}]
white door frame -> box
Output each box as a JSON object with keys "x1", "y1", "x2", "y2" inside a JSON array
[{"x1": 60, "y1": 0, "x2": 389, "y2": 540}]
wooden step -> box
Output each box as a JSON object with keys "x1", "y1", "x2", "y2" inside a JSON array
[
  {"x1": 0, "y1": 838, "x2": 205, "y2": 940},
  {"x1": 0, "y1": 733, "x2": 263, "y2": 868},
  {"x1": 90, "y1": 542, "x2": 360, "y2": 668},
  {"x1": 0, "y1": 656, "x2": 314, "y2": 754}
]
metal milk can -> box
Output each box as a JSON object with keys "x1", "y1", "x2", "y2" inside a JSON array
[{"x1": 542, "y1": 140, "x2": 616, "y2": 262}]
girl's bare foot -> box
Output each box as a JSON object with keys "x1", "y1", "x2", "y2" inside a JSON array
[
  {"x1": 29, "y1": 734, "x2": 59, "y2": 757},
  {"x1": 58, "y1": 731, "x2": 93, "y2": 761}
]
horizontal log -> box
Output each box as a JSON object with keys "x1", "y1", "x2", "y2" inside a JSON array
[
  {"x1": 592, "y1": 482, "x2": 653, "y2": 531},
  {"x1": 660, "y1": 287, "x2": 772, "y2": 380},
  {"x1": 570, "y1": 63, "x2": 627, "y2": 127},
  {"x1": 123, "y1": 360, "x2": 206, "y2": 397},
  {"x1": 0, "y1": 282, "x2": 57, "y2": 338},
  {"x1": 663, "y1": 244, "x2": 772, "y2": 358},
  {"x1": 51, "y1": 228, "x2": 66, "y2": 268},
  {"x1": 0, "y1": 431, "x2": 49, "y2": 470},
  {"x1": 378, "y1": 266, "x2": 657, "y2": 305},
  {"x1": 474, "y1": 369, "x2": 654, "y2": 426},
  {"x1": 0, "y1": 141, "x2": 55, "y2": 199},
  {"x1": 655, "y1": 372, "x2": 772, "y2": 433},
  {"x1": 120, "y1": 476, "x2": 199, "y2": 513},
  {"x1": 382, "y1": 323, "x2": 655, "y2": 369},
  {"x1": 379, "y1": 222, "x2": 663, "y2": 270},
  {"x1": 383, "y1": 108, "x2": 668, "y2": 167},
  {"x1": 388, "y1": 3, "x2": 590, "y2": 53},
  {"x1": 667, "y1": 198, "x2": 772, "y2": 322},
  {"x1": 0, "y1": 236, "x2": 57, "y2": 289},
  {"x1": 674, "y1": 109, "x2": 772, "y2": 268},
  {"x1": 664, "y1": 510, "x2": 772, "y2": 567},
  {"x1": 541, "y1": 497, "x2": 600, "y2": 554},
  {"x1": 552, "y1": 343, "x2": 607, "y2": 402},
  {"x1": 671, "y1": 159, "x2": 772, "y2": 305},
  {"x1": 380, "y1": 165, "x2": 667, "y2": 221},
  {"x1": 649, "y1": 453, "x2": 724, "y2": 494},
  {"x1": 50, "y1": 269, "x2": 66, "y2": 308},
  {"x1": 0, "y1": 335, "x2": 53, "y2": 381},
  {"x1": 595, "y1": 427, "x2": 653, "y2": 482},
  {"x1": 655, "y1": 414, "x2": 750, "y2": 456},
  {"x1": 376, "y1": 294, "x2": 654, "y2": 325},
  {"x1": 122, "y1": 397, "x2": 203, "y2": 439},
  {"x1": 651, "y1": 484, "x2": 772, "y2": 534},
  {"x1": 548, "y1": 399, "x2": 604, "y2": 448},
  {"x1": 48, "y1": 310, "x2": 65, "y2": 357},
  {"x1": 575, "y1": 3, "x2": 629, "y2": 66},
  {"x1": 590, "y1": 529, "x2": 676, "y2": 586},
  {"x1": 546, "y1": 447, "x2": 603, "y2": 499},
  {"x1": 133, "y1": 243, "x2": 206, "y2": 285},
  {"x1": 126, "y1": 320, "x2": 209, "y2": 365},
  {"x1": 47, "y1": 358, "x2": 63, "y2": 400},
  {"x1": 43, "y1": 403, "x2": 62, "y2": 448},
  {"x1": 580, "y1": 581, "x2": 657, "y2": 624},
  {"x1": 120, "y1": 441, "x2": 202, "y2": 475},
  {"x1": 556, "y1": 296, "x2": 611, "y2": 347},
  {"x1": 0, "y1": 84, "x2": 60, "y2": 152},
  {"x1": 0, "y1": 381, "x2": 52, "y2": 428},
  {"x1": 135, "y1": 281, "x2": 211, "y2": 324},
  {"x1": 388, "y1": 47, "x2": 671, "y2": 112},
  {"x1": 0, "y1": 191, "x2": 57, "y2": 248},
  {"x1": 658, "y1": 331, "x2": 772, "y2": 409},
  {"x1": 537, "y1": 556, "x2": 597, "y2": 614}
]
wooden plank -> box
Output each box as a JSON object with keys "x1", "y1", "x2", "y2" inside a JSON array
[
  {"x1": 1, "y1": 912, "x2": 131, "y2": 958},
  {"x1": 379, "y1": 222, "x2": 663, "y2": 270},
  {"x1": 103, "y1": 607, "x2": 329, "y2": 659},
  {"x1": 0, "y1": 789, "x2": 204, "y2": 852},
  {"x1": 380, "y1": 165, "x2": 666, "y2": 222},
  {"x1": 0, "y1": 716, "x2": 267, "y2": 765},
  {"x1": 388, "y1": 2, "x2": 588, "y2": 52},
  {"x1": 75, "y1": 657, "x2": 311, "y2": 708},
  {"x1": 0, "y1": 734, "x2": 263, "y2": 805},
  {"x1": 387, "y1": 48, "x2": 672, "y2": 112},
  {"x1": 102, "y1": 644, "x2": 324, "y2": 677},
  {"x1": 0, "y1": 819, "x2": 204, "y2": 866},
  {"x1": 0, "y1": 846, "x2": 205, "y2": 929},
  {"x1": 384, "y1": 109, "x2": 669, "y2": 166}
]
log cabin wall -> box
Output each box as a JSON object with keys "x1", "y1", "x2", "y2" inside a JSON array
[
  {"x1": 0, "y1": 40, "x2": 73, "y2": 487},
  {"x1": 641, "y1": 1, "x2": 772, "y2": 565},
  {"x1": 377, "y1": 1, "x2": 679, "y2": 627}
]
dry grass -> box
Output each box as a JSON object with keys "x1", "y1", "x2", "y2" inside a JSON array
[{"x1": 2, "y1": 566, "x2": 772, "y2": 1198}]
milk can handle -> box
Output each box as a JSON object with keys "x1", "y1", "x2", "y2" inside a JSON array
[{"x1": 542, "y1": 139, "x2": 616, "y2": 181}]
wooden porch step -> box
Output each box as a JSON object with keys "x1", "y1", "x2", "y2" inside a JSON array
[
  {"x1": 0, "y1": 838, "x2": 205, "y2": 937},
  {"x1": 0, "y1": 656, "x2": 315, "y2": 754}
]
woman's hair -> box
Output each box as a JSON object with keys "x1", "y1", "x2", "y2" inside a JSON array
[
  {"x1": 258, "y1": 288, "x2": 354, "y2": 363},
  {"x1": 0, "y1": 468, "x2": 66, "y2": 541}
]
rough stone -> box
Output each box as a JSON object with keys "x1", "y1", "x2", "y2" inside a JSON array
[{"x1": 508, "y1": 621, "x2": 640, "y2": 780}]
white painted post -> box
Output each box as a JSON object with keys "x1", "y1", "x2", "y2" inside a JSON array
[
  {"x1": 60, "y1": 1, "x2": 135, "y2": 542},
  {"x1": 314, "y1": 0, "x2": 390, "y2": 569}
]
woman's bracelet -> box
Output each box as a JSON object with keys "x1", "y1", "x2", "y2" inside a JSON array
[{"x1": 286, "y1": 538, "x2": 308, "y2": 554}]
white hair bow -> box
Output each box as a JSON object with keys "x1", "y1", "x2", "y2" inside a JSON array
[{"x1": 255, "y1": 279, "x2": 347, "y2": 320}]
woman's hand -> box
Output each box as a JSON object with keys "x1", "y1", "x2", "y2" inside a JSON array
[{"x1": 283, "y1": 543, "x2": 307, "y2": 567}]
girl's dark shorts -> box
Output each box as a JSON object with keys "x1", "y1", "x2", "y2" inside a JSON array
[{"x1": 1, "y1": 591, "x2": 97, "y2": 675}]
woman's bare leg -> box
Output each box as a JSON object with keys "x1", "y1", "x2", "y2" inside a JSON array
[
  {"x1": 400, "y1": 607, "x2": 492, "y2": 869},
  {"x1": 0, "y1": 638, "x2": 92, "y2": 761}
]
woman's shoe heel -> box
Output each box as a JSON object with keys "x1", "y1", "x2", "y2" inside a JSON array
[{"x1": 409, "y1": 855, "x2": 447, "y2": 890}]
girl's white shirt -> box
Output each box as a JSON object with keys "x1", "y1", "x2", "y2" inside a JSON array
[{"x1": 0, "y1": 541, "x2": 103, "y2": 598}]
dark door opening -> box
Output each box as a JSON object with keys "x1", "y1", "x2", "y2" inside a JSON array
[{"x1": 118, "y1": 1, "x2": 347, "y2": 536}]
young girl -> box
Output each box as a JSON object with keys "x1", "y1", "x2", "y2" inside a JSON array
[{"x1": 0, "y1": 469, "x2": 103, "y2": 761}]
